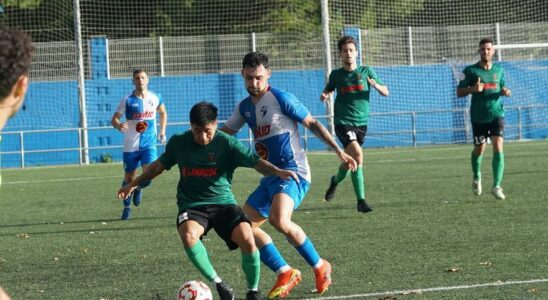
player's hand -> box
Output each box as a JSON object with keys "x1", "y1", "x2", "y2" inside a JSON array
[
  {"x1": 320, "y1": 91, "x2": 332, "y2": 102},
  {"x1": 473, "y1": 78, "x2": 484, "y2": 93},
  {"x1": 117, "y1": 184, "x2": 137, "y2": 199},
  {"x1": 118, "y1": 122, "x2": 129, "y2": 132},
  {"x1": 277, "y1": 169, "x2": 299, "y2": 183},
  {"x1": 337, "y1": 151, "x2": 357, "y2": 172},
  {"x1": 501, "y1": 87, "x2": 511, "y2": 97},
  {"x1": 158, "y1": 133, "x2": 166, "y2": 144},
  {"x1": 367, "y1": 77, "x2": 378, "y2": 89}
]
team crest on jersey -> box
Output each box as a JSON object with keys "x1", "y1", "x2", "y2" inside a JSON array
[
  {"x1": 493, "y1": 74, "x2": 497, "y2": 80},
  {"x1": 207, "y1": 152, "x2": 216, "y2": 163},
  {"x1": 255, "y1": 142, "x2": 268, "y2": 160},
  {"x1": 245, "y1": 111, "x2": 251, "y2": 117},
  {"x1": 136, "y1": 121, "x2": 148, "y2": 133},
  {"x1": 260, "y1": 106, "x2": 268, "y2": 117}
]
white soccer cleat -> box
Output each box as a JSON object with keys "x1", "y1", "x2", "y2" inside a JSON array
[
  {"x1": 491, "y1": 186, "x2": 506, "y2": 200},
  {"x1": 472, "y1": 179, "x2": 482, "y2": 196}
]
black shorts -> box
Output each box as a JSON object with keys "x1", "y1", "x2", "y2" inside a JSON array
[
  {"x1": 472, "y1": 118, "x2": 505, "y2": 146},
  {"x1": 335, "y1": 124, "x2": 368, "y2": 148},
  {"x1": 176, "y1": 204, "x2": 250, "y2": 250}
]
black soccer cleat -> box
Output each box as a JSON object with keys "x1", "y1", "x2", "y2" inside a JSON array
[
  {"x1": 246, "y1": 290, "x2": 264, "y2": 300},
  {"x1": 216, "y1": 282, "x2": 235, "y2": 300},
  {"x1": 357, "y1": 199, "x2": 373, "y2": 213},
  {"x1": 324, "y1": 176, "x2": 338, "y2": 201}
]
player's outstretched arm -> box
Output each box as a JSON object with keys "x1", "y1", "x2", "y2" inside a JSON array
[
  {"x1": 254, "y1": 159, "x2": 299, "y2": 182},
  {"x1": 501, "y1": 87, "x2": 511, "y2": 97},
  {"x1": 117, "y1": 160, "x2": 166, "y2": 199},
  {"x1": 301, "y1": 115, "x2": 357, "y2": 171}
]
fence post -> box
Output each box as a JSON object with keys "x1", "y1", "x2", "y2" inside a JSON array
[
  {"x1": 320, "y1": 0, "x2": 334, "y2": 136},
  {"x1": 19, "y1": 132, "x2": 25, "y2": 168},
  {"x1": 159, "y1": 36, "x2": 165, "y2": 77},
  {"x1": 412, "y1": 112, "x2": 417, "y2": 147},
  {"x1": 495, "y1": 22, "x2": 502, "y2": 61},
  {"x1": 73, "y1": 0, "x2": 90, "y2": 165},
  {"x1": 408, "y1": 26, "x2": 414, "y2": 66},
  {"x1": 517, "y1": 107, "x2": 522, "y2": 140}
]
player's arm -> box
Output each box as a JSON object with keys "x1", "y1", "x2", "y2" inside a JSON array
[
  {"x1": 367, "y1": 77, "x2": 389, "y2": 96},
  {"x1": 499, "y1": 71, "x2": 511, "y2": 97},
  {"x1": 117, "y1": 160, "x2": 166, "y2": 199},
  {"x1": 457, "y1": 70, "x2": 483, "y2": 97},
  {"x1": 301, "y1": 115, "x2": 357, "y2": 171},
  {"x1": 254, "y1": 159, "x2": 299, "y2": 182},
  {"x1": 157, "y1": 103, "x2": 168, "y2": 143},
  {"x1": 320, "y1": 87, "x2": 334, "y2": 102},
  {"x1": 111, "y1": 112, "x2": 128, "y2": 132}
]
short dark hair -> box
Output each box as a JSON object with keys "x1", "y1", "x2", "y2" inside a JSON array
[
  {"x1": 479, "y1": 38, "x2": 494, "y2": 46},
  {"x1": 242, "y1": 52, "x2": 269, "y2": 69},
  {"x1": 132, "y1": 69, "x2": 147, "y2": 77},
  {"x1": 189, "y1": 101, "x2": 218, "y2": 126},
  {"x1": 337, "y1": 36, "x2": 358, "y2": 52},
  {"x1": 0, "y1": 26, "x2": 35, "y2": 101}
]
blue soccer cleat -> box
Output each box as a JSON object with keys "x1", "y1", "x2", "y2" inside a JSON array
[
  {"x1": 132, "y1": 188, "x2": 142, "y2": 207},
  {"x1": 121, "y1": 207, "x2": 131, "y2": 220}
]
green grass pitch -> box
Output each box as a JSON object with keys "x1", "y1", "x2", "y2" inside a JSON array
[{"x1": 1, "y1": 141, "x2": 547, "y2": 299}]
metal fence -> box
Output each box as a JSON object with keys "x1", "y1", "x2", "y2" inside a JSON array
[{"x1": 2, "y1": 106, "x2": 547, "y2": 168}]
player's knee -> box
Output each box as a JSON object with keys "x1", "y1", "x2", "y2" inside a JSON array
[
  {"x1": 268, "y1": 216, "x2": 291, "y2": 233},
  {"x1": 179, "y1": 230, "x2": 200, "y2": 247}
]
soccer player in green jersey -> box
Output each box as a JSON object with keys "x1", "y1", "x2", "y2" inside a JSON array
[
  {"x1": 0, "y1": 25, "x2": 34, "y2": 300},
  {"x1": 320, "y1": 36, "x2": 389, "y2": 213},
  {"x1": 457, "y1": 38, "x2": 511, "y2": 200},
  {"x1": 118, "y1": 102, "x2": 298, "y2": 300}
]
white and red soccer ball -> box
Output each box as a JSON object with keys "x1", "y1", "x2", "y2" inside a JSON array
[{"x1": 176, "y1": 280, "x2": 212, "y2": 300}]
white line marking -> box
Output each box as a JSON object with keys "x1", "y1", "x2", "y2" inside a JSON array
[
  {"x1": 2, "y1": 175, "x2": 119, "y2": 185},
  {"x1": 299, "y1": 278, "x2": 548, "y2": 299}
]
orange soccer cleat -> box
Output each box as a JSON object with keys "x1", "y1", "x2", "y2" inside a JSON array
[
  {"x1": 314, "y1": 259, "x2": 332, "y2": 294},
  {"x1": 267, "y1": 268, "x2": 302, "y2": 299}
]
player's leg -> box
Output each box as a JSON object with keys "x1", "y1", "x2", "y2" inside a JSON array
[
  {"x1": 133, "y1": 148, "x2": 156, "y2": 206},
  {"x1": 344, "y1": 126, "x2": 372, "y2": 212},
  {"x1": 490, "y1": 118, "x2": 505, "y2": 199},
  {"x1": 269, "y1": 179, "x2": 331, "y2": 295},
  {"x1": 245, "y1": 182, "x2": 301, "y2": 299},
  {"x1": 0, "y1": 286, "x2": 11, "y2": 300},
  {"x1": 324, "y1": 125, "x2": 351, "y2": 201},
  {"x1": 121, "y1": 152, "x2": 140, "y2": 220},
  {"x1": 214, "y1": 205, "x2": 262, "y2": 299},
  {"x1": 177, "y1": 210, "x2": 234, "y2": 300},
  {"x1": 471, "y1": 123, "x2": 488, "y2": 196}
]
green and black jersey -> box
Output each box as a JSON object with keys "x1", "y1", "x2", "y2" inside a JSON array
[
  {"x1": 325, "y1": 66, "x2": 384, "y2": 126},
  {"x1": 458, "y1": 62, "x2": 506, "y2": 123},
  {"x1": 158, "y1": 130, "x2": 259, "y2": 211}
]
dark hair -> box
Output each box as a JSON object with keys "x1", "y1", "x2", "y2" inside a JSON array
[
  {"x1": 337, "y1": 36, "x2": 358, "y2": 52},
  {"x1": 0, "y1": 26, "x2": 35, "y2": 100},
  {"x1": 189, "y1": 101, "x2": 218, "y2": 126},
  {"x1": 132, "y1": 69, "x2": 147, "y2": 77},
  {"x1": 242, "y1": 52, "x2": 269, "y2": 69},
  {"x1": 479, "y1": 38, "x2": 494, "y2": 46}
]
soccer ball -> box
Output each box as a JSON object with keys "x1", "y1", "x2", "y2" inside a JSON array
[{"x1": 176, "y1": 280, "x2": 213, "y2": 300}]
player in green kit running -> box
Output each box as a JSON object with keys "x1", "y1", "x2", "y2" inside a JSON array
[
  {"x1": 457, "y1": 38, "x2": 511, "y2": 200},
  {"x1": 320, "y1": 36, "x2": 389, "y2": 213},
  {"x1": 118, "y1": 102, "x2": 298, "y2": 300}
]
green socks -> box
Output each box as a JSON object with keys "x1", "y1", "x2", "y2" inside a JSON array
[
  {"x1": 492, "y1": 152, "x2": 504, "y2": 187},
  {"x1": 333, "y1": 166, "x2": 349, "y2": 184},
  {"x1": 471, "y1": 151, "x2": 483, "y2": 180},
  {"x1": 351, "y1": 166, "x2": 365, "y2": 200},
  {"x1": 241, "y1": 250, "x2": 260, "y2": 290},
  {"x1": 184, "y1": 241, "x2": 218, "y2": 282}
]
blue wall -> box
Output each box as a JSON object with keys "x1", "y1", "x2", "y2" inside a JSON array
[{"x1": 2, "y1": 60, "x2": 548, "y2": 168}]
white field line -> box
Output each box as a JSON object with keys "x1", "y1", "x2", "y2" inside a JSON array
[
  {"x1": 2, "y1": 175, "x2": 119, "y2": 185},
  {"x1": 299, "y1": 278, "x2": 548, "y2": 299}
]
